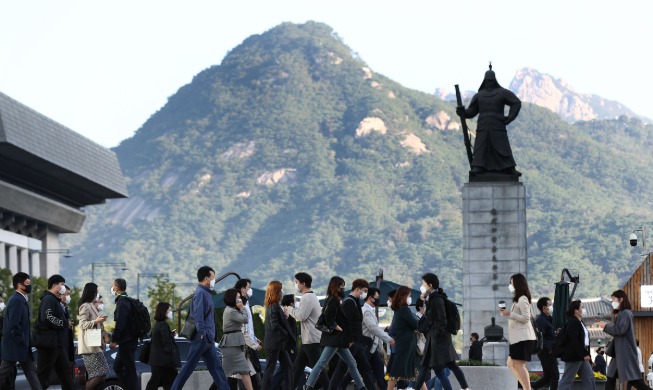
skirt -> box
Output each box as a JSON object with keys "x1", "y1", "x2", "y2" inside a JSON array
[
  {"x1": 509, "y1": 340, "x2": 534, "y2": 361},
  {"x1": 82, "y1": 352, "x2": 109, "y2": 379},
  {"x1": 222, "y1": 345, "x2": 253, "y2": 376}
]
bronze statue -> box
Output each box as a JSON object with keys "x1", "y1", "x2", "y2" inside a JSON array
[{"x1": 456, "y1": 65, "x2": 521, "y2": 179}]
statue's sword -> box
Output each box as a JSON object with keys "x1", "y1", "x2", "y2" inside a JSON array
[{"x1": 455, "y1": 84, "x2": 474, "y2": 168}]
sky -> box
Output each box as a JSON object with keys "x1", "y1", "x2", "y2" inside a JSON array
[{"x1": 1, "y1": 1, "x2": 652, "y2": 148}]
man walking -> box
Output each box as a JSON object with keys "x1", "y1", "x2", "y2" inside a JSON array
[
  {"x1": 0, "y1": 272, "x2": 41, "y2": 389},
  {"x1": 328, "y1": 279, "x2": 375, "y2": 390},
  {"x1": 286, "y1": 272, "x2": 330, "y2": 390},
  {"x1": 109, "y1": 278, "x2": 138, "y2": 390},
  {"x1": 36, "y1": 274, "x2": 74, "y2": 390},
  {"x1": 532, "y1": 297, "x2": 558, "y2": 390},
  {"x1": 171, "y1": 266, "x2": 229, "y2": 390}
]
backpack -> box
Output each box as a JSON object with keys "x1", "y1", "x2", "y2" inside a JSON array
[
  {"x1": 531, "y1": 317, "x2": 544, "y2": 354},
  {"x1": 443, "y1": 297, "x2": 461, "y2": 335},
  {"x1": 128, "y1": 298, "x2": 151, "y2": 338}
]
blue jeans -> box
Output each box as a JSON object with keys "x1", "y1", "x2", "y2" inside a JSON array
[
  {"x1": 305, "y1": 346, "x2": 365, "y2": 389},
  {"x1": 171, "y1": 336, "x2": 229, "y2": 390},
  {"x1": 558, "y1": 360, "x2": 595, "y2": 390},
  {"x1": 426, "y1": 368, "x2": 450, "y2": 390}
]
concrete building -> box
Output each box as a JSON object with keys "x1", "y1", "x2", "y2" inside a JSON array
[{"x1": 0, "y1": 91, "x2": 127, "y2": 277}]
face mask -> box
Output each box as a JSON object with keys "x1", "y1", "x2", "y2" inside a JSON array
[
  {"x1": 0, "y1": 303, "x2": 5, "y2": 311},
  {"x1": 407, "y1": 297, "x2": 412, "y2": 306},
  {"x1": 167, "y1": 311, "x2": 173, "y2": 320},
  {"x1": 360, "y1": 292, "x2": 367, "y2": 300},
  {"x1": 548, "y1": 305, "x2": 553, "y2": 313},
  {"x1": 581, "y1": 308, "x2": 587, "y2": 316},
  {"x1": 387, "y1": 299, "x2": 392, "y2": 306},
  {"x1": 338, "y1": 288, "x2": 345, "y2": 297},
  {"x1": 23, "y1": 284, "x2": 32, "y2": 294},
  {"x1": 111, "y1": 287, "x2": 117, "y2": 296},
  {"x1": 97, "y1": 304, "x2": 105, "y2": 311},
  {"x1": 611, "y1": 301, "x2": 620, "y2": 310},
  {"x1": 65, "y1": 295, "x2": 71, "y2": 305},
  {"x1": 420, "y1": 285, "x2": 427, "y2": 294},
  {"x1": 508, "y1": 284, "x2": 515, "y2": 294},
  {"x1": 247, "y1": 288, "x2": 253, "y2": 297},
  {"x1": 209, "y1": 279, "x2": 216, "y2": 289},
  {"x1": 295, "y1": 282, "x2": 300, "y2": 292},
  {"x1": 58, "y1": 285, "x2": 66, "y2": 295},
  {"x1": 96, "y1": 293, "x2": 100, "y2": 300}
]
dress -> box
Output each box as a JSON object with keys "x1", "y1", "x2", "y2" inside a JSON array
[
  {"x1": 221, "y1": 306, "x2": 252, "y2": 376},
  {"x1": 388, "y1": 305, "x2": 418, "y2": 381}
]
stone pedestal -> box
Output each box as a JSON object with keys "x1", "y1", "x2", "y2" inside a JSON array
[{"x1": 462, "y1": 182, "x2": 527, "y2": 366}]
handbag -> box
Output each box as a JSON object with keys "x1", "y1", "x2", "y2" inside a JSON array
[
  {"x1": 531, "y1": 317, "x2": 544, "y2": 354},
  {"x1": 606, "y1": 339, "x2": 615, "y2": 357},
  {"x1": 179, "y1": 301, "x2": 197, "y2": 339},
  {"x1": 315, "y1": 297, "x2": 336, "y2": 334},
  {"x1": 139, "y1": 340, "x2": 151, "y2": 364},
  {"x1": 85, "y1": 327, "x2": 102, "y2": 347}
]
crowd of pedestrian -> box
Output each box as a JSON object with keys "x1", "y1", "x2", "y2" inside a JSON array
[{"x1": 0, "y1": 267, "x2": 651, "y2": 390}]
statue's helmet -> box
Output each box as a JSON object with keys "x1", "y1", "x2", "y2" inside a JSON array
[{"x1": 479, "y1": 63, "x2": 501, "y2": 91}]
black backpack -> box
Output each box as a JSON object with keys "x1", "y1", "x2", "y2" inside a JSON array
[
  {"x1": 128, "y1": 298, "x2": 151, "y2": 338},
  {"x1": 443, "y1": 297, "x2": 461, "y2": 335}
]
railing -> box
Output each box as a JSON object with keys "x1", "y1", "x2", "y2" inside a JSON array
[{"x1": 176, "y1": 271, "x2": 241, "y2": 331}]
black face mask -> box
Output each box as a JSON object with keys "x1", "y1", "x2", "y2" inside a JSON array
[
  {"x1": 23, "y1": 284, "x2": 32, "y2": 294},
  {"x1": 338, "y1": 288, "x2": 345, "y2": 298}
]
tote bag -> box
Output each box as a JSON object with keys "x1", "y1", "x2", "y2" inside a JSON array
[{"x1": 85, "y1": 328, "x2": 103, "y2": 347}]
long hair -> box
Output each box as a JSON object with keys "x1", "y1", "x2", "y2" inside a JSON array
[
  {"x1": 264, "y1": 281, "x2": 282, "y2": 307},
  {"x1": 79, "y1": 283, "x2": 98, "y2": 308},
  {"x1": 611, "y1": 290, "x2": 632, "y2": 313},
  {"x1": 391, "y1": 286, "x2": 410, "y2": 311},
  {"x1": 511, "y1": 273, "x2": 531, "y2": 303},
  {"x1": 326, "y1": 276, "x2": 345, "y2": 299},
  {"x1": 154, "y1": 302, "x2": 171, "y2": 322}
]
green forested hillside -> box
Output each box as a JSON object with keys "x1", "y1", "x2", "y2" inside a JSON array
[{"x1": 62, "y1": 22, "x2": 653, "y2": 301}]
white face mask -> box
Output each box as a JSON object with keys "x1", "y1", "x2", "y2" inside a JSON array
[
  {"x1": 65, "y1": 295, "x2": 71, "y2": 305},
  {"x1": 0, "y1": 303, "x2": 5, "y2": 311},
  {"x1": 96, "y1": 293, "x2": 100, "y2": 300},
  {"x1": 548, "y1": 305, "x2": 553, "y2": 314},
  {"x1": 97, "y1": 304, "x2": 105, "y2": 312},
  {"x1": 420, "y1": 285, "x2": 427, "y2": 294},
  {"x1": 209, "y1": 279, "x2": 216, "y2": 289},
  {"x1": 247, "y1": 288, "x2": 253, "y2": 297},
  {"x1": 407, "y1": 297, "x2": 412, "y2": 306},
  {"x1": 58, "y1": 285, "x2": 66, "y2": 295},
  {"x1": 612, "y1": 301, "x2": 620, "y2": 310},
  {"x1": 581, "y1": 308, "x2": 587, "y2": 317},
  {"x1": 508, "y1": 284, "x2": 515, "y2": 294},
  {"x1": 360, "y1": 291, "x2": 367, "y2": 300},
  {"x1": 295, "y1": 282, "x2": 300, "y2": 292},
  {"x1": 387, "y1": 299, "x2": 392, "y2": 306},
  {"x1": 110, "y1": 287, "x2": 117, "y2": 296},
  {"x1": 167, "y1": 311, "x2": 173, "y2": 320}
]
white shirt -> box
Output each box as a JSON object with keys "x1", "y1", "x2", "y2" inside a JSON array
[
  {"x1": 362, "y1": 302, "x2": 391, "y2": 353},
  {"x1": 244, "y1": 301, "x2": 256, "y2": 341}
]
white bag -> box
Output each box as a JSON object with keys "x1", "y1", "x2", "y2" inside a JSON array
[{"x1": 85, "y1": 328, "x2": 102, "y2": 347}]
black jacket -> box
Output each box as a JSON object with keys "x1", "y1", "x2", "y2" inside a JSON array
[
  {"x1": 149, "y1": 320, "x2": 180, "y2": 368},
  {"x1": 37, "y1": 291, "x2": 66, "y2": 347},
  {"x1": 535, "y1": 313, "x2": 555, "y2": 351},
  {"x1": 112, "y1": 293, "x2": 136, "y2": 344},
  {"x1": 559, "y1": 316, "x2": 590, "y2": 362},
  {"x1": 63, "y1": 305, "x2": 75, "y2": 361},
  {"x1": 341, "y1": 295, "x2": 363, "y2": 343},
  {"x1": 264, "y1": 303, "x2": 295, "y2": 351},
  {"x1": 469, "y1": 340, "x2": 483, "y2": 361},
  {"x1": 319, "y1": 296, "x2": 351, "y2": 348}
]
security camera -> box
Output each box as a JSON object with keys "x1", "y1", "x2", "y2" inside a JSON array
[{"x1": 630, "y1": 233, "x2": 638, "y2": 247}]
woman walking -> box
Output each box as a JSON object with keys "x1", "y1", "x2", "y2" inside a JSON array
[
  {"x1": 220, "y1": 288, "x2": 255, "y2": 390},
  {"x1": 261, "y1": 281, "x2": 294, "y2": 390},
  {"x1": 598, "y1": 290, "x2": 653, "y2": 390},
  {"x1": 77, "y1": 283, "x2": 109, "y2": 390},
  {"x1": 386, "y1": 286, "x2": 419, "y2": 390},
  {"x1": 557, "y1": 300, "x2": 595, "y2": 390},
  {"x1": 303, "y1": 276, "x2": 367, "y2": 390},
  {"x1": 499, "y1": 273, "x2": 536, "y2": 390},
  {"x1": 145, "y1": 302, "x2": 180, "y2": 390},
  {"x1": 415, "y1": 273, "x2": 470, "y2": 390}
]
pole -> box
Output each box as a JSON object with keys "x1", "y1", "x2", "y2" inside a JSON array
[
  {"x1": 92, "y1": 263, "x2": 95, "y2": 283},
  {"x1": 137, "y1": 274, "x2": 141, "y2": 301}
]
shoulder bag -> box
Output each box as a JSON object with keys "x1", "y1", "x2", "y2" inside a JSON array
[{"x1": 179, "y1": 301, "x2": 197, "y2": 339}]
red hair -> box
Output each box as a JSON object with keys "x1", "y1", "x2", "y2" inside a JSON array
[
  {"x1": 391, "y1": 286, "x2": 410, "y2": 311},
  {"x1": 265, "y1": 281, "x2": 282, "y2": 307}
]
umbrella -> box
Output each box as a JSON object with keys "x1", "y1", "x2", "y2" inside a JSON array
[
  {"x1": 552, "y1": 269, "x2": 579, "y2": 329},
  {"x1": 212, "y1": 287, "x2": 267, "y2": 308}
]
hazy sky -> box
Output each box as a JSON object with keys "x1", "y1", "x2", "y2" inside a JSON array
[{"x1": 1, "y1": 1, "x2": 651, "y2": 148}]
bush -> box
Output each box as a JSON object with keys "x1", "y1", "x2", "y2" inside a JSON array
[{"x1": 456, "y1": 359, "x2": 498, "y2": 366}]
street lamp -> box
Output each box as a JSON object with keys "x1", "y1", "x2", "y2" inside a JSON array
[
  {"x1": 630, "y1": 227, "x2": 647, "y2": 254},
  {"x1": 91, "y1": 262, "x2": 128, "y2": 283},
  {"x1": 137, "y1": 273, "x2": 169, "y2": 301}
]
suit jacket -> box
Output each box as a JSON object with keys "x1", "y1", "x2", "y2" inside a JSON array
[
  {"x1": 559, "y1": 316, "x2": 590, "y2": 362},
  {"x1": 264, "y1": 303, "x2": 295, "y2": 351},
  {"x1": 221, "y1": 306, "x2": 248, "y2": 347},
  {"x1": 1, "y1": 291, "x2": 31, "y2": 361},
  {"x1": 507, "y1": 295, "x2": 536, "y2": 344},
  {"x1": 78, "y1": 302, "x2": 104, "y2": 354}
]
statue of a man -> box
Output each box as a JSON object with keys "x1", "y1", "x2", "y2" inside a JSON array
[{"x1": 456, "y1": 66, "x2": 521, "y2": 176}]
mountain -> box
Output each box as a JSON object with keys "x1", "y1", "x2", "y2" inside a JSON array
[
  {"x1": 62, "y1": 22, "x2": 653, "y2": 301},
  {"x1": 437, "y1": 68, "x2": 647, "y2": 123}
]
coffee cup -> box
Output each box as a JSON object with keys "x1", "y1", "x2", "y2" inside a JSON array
[{"x1": 498, "y1": 300, "x2": 506, "y2": 310}]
